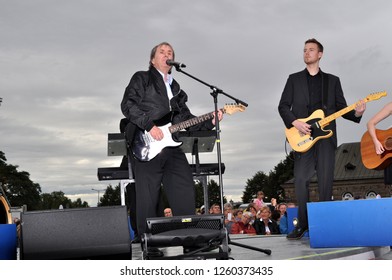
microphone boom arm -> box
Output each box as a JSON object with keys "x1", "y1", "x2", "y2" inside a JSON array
[{"x1": 175, "y1": 67, "x2": 248, "y2": 107}]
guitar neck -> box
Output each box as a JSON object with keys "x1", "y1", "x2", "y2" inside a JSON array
[
  {"x1": 169, "y1": 108, "x2": 223, "y2": 134},
  {"x1": 318, "y1": 98, "x2": 367, "y2": 127}
]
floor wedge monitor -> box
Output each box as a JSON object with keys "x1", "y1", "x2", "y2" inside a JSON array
[
  {"x1": 21, "y1": 206, "x2": 131, "y2": 260},
  {"x1": 142, "y1": 214, "x2": 229, "y2": 260}
]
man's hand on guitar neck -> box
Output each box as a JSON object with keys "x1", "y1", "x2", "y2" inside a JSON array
[
  {"x1": 212, "y1": 109, "x2": 224, "y2": 125},
  {"x1": 292, "y1": 119, "x2": 311, "y2": 135},
  {"x1": 354, "y1": 99, "x2": 366, "y2": 117}
]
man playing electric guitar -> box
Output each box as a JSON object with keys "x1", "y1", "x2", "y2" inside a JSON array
[
  {"x1": 121, "y1": 42, "x2": 223, "y2": 254},
  {"x1": 278, "y1": 38, "x2": 366, "y2": 240}
]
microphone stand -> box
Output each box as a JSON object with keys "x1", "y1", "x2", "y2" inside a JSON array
[
  {"x1": 173, "y1": 65, "x2": 248, "y2": 211},
  {"x1": 173, "y1": 65, "x2": 271, "y2": 257}
]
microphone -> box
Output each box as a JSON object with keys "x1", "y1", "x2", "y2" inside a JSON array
[{"x1": 166, "y1": 60, "x2": 186, "y2": 68}]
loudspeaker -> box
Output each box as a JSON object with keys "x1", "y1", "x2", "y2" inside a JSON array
[
  {"x1": 21, "y1": 206, "x2": 131, "y2": 260},
  {"x1": 142, "y1": 214, "x2": 229, "y2": 259}
]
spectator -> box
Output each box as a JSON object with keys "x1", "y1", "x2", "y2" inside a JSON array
[
  {"x1": 209, "y1": 203, "x2": 221, "y2": 214},
  {"x1": 254, "y1": 206, "x2": 280, "y2": 235},
  {"x1": 253, "y1": 191, "x2": 265, "y2": 210},
  {"x1": 270, "y1": 198, "x2": 277, "y2": 209},
  {"x1": 223, "y1": 203, "x2": 235, "y2": 233},
  {"x1": 279, "y1": 202, "x2": 296, "y2": 234},
  {"x1": 230, "y1": 212, "x2": 256, "y2": 235},
  {"x1": 271, "y1": 209, "x2": 281, "y2": 224},
  {"x1": 277, "y1": 203, "x2": 287, "y2": 217},
  {"x1": 233, "y1": 209, "x2": 243, "y2": 222},
  {"x1": 163, "y1": 208, "x2": 173, "y2": 217},
  {"x1": 246, "y1": 202, "x2": 257, "y2": 224}
]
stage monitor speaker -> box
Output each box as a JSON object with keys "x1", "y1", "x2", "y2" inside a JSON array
[
  {"x1": 142, "y1": 214, "x2": 229, "y2": 259},
  {"x1": 21, "y1": 206, "x2": 131, "y2": 260}
]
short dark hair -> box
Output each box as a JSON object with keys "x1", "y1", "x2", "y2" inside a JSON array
[{"x1": 305, "y1": 38, "x2": 324, "y2": 52}]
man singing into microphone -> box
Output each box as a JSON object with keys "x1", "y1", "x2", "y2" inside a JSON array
[{"x1": 121, "y1": 42, "x2": 222, "y2": 256}]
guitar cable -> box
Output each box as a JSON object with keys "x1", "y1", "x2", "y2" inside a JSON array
[{"x1": 284, "y1": 139, "x2": 295, "y2": 161}]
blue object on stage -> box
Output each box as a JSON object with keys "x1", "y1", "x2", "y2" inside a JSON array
[
  {"x1": 128, "y1": 216, "x2": 135, "y2": 240},
  {"x1": 286, "y1": 207, "x2": 309, "y2": 237},
  {"x1": 308, "y1": 198, "x2": 392, "y2": 248},
  {"x1": 0, "y1": 224, "x2": 17, "y2": 260}
]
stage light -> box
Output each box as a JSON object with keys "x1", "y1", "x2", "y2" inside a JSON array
[{"x1": 293, "y1": 218, "x2": 298, "y2": 227}]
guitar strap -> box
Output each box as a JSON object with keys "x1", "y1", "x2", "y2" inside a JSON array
[
  {"x1": 120, "y1": 118, "x2": 137, "y2": 146},
  {"x1": 322, "y1": 72, "x2": 329, "y2": 113}
]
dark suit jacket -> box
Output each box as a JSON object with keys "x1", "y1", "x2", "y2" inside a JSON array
[
  {"x1": 121, "y1": 67, "x2": 214, "y2": 136},
  {"x1": 278, "y1": 69, "x2": 361, "y2": 148},
  {"x1": 254, "y1": 219, "x2": 280, "y2": 235}
]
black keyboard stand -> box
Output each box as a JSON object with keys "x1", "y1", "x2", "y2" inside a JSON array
[{"x1": 178, "y1": 131, "x2": 222, "y2": 211}]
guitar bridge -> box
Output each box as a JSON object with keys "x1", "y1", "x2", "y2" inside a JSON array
[{"x1": 298, "y1": 137, "x2": 313, "y2": 147}]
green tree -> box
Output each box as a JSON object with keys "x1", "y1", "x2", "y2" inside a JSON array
[
  {"x1": 194, "y1": 180, "x2": 205, "y2": 208},
  {"x1": 1, "y1": 151, "x2": 90, "y2": 210},
  {"x1": 40, "y1": 191, "x2": 72, "y2": 209},
  {"x1": 195, "y1": 178, "x2": 227, "y2": 209},
  {"x1": 242, "y1": 171, "x2": 269, "y2": 203},
  {"x1": 70, "y1": 198, "x2": 89, "y2": 208},
  {"x1": 100, "y1": 184, "x2": 121, "y2": 206},
  {"x1": 0, "y1": 151, "x2": 42, "y2": 210},
  {"x1": 242, "y1": 152, "x2": 295, "y2": 204},
  {"x1": 267, "y1": 151, "x2": 294, "y2": 202},
  {"x1": 39, "y1": 192, "x2": 89, "y2": 210},
  {"x1": 208, "y1": 179, "x2": 227, "y2": 206}
]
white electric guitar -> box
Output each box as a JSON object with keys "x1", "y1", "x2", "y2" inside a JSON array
[{"x1": 132, "y1": 104, "x2": 246, "y2": 161}]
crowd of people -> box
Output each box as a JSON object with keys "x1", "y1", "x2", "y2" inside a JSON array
[
  {"x1": 226, "y1": 198, "x2": 294, "y2": 236},
  {"x1": 193, "y1": 191, "x2": 295, "y2": 236}
]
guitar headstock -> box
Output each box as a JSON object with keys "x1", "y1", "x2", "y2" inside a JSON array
[
  {"x1": 365, "y1": 91, "x2": 387, "y2": 102},
  {"x1": 223, "y1": 103, "x2": 247, "y2": 115}
]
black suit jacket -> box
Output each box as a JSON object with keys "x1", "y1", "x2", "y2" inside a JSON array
[
  {"x1": 121, "y1": 67, "x2": 214, "y2": 135},
  {"x1": 278, "y1": 69, "x2": 361, "y2": 148},
  {"x1": 254, "y1": 219, "x2": 281, "y2": 235}
]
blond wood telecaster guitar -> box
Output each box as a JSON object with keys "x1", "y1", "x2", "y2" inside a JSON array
[
  {"x1": 285, "y1": 91, "x2": 387, "y2": 153},
  {"x1": 360, "y1": 127, "x2": 392, "y2": 170}
]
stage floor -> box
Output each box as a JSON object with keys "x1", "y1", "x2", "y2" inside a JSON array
[{"x1": 131, "y1": 234, "x2": 392, "y2": 260}]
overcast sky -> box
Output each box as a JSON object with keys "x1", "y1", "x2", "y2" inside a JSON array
[{"x1": 1, "y1": 0, "x2": 392, "y2": 207}]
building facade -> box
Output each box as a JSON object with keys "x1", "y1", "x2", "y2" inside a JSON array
[{"x1": 282, "y1": 142, "x2": 392, "y2": 203}]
